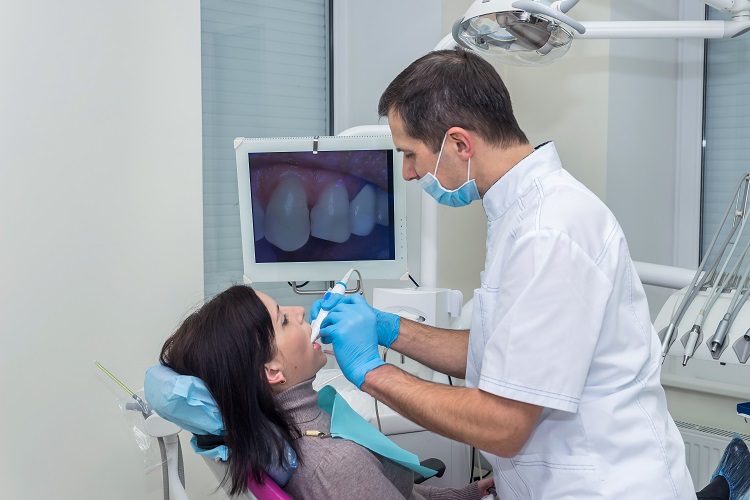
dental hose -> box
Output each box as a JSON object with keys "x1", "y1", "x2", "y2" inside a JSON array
[
  {"x1": 157, "y1": 437, "x2": 186, "y2": 500},
  {"x1": 159, "y1": 439, "x2": 169, "y2": 500}
]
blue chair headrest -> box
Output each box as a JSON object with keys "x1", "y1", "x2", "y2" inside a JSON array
[
  {"x1": 143, "y1": 364, "x2": 297, "y2": 487},
  {"x1": 144, "y1": 364, "x2": 225, "y2": 436}
]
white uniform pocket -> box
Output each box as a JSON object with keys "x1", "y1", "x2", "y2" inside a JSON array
[
  {"x1": 466, "y1": 287, "x2": 499, "y2": 386},
  {"x1": 497, "y1": 454, "x2": 603, "y2": 499}
]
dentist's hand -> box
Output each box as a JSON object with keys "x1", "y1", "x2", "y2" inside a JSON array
[
  {"x1": 311, "y1": 294, "x2": 401, "y2": 348},
  {"x1": 318, "y1": 294, "x2": 385, "y2": 389}
]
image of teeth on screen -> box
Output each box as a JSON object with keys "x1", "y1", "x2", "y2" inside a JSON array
[{"x1": 247, "y1": 150, "x2": 395, "y2": 263}]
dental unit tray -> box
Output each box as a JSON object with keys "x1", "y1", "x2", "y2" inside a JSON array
[{"x1": 234, "y1": 135, "x2": 409, "y2": 284}]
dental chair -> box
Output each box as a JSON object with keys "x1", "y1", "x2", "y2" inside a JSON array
[
  {"x1": 144, "y1": 364, "x2": 292, "y2": 500},
  {"x1": 143, "y1": 365, "x2": 446, "y2": 500}
]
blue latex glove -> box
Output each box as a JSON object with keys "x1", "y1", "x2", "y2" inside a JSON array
[
  {"x1": 311, "y1": 294, "x2": 401, "y2": 348},
  {"x1": 318, "y1": 294, "x2": 385, "y2": 389}
]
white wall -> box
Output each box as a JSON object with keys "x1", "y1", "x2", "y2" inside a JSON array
[
  {"x1": 333, "y1": 1, "x2": 442, "y2": 135},
  {"x1": 606, "y1": 1, "x2": 680, "y2": 267},
  {"x1": 0, "y1": 2, "x2": 210, "y2": 498},
  {"x1": 502, "y1": 2, "x2": 612, "y2": 201},
  {"x1": 0, "y1": 1, "x2": 448, "y2": 499}
]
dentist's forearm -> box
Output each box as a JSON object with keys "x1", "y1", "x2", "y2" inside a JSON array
[
  {"x1": 361, "y1": 364, "x2": 540, "y2": 458},
  {"x1": 390, "y1": 320, "x2": 469, "y2": 379}
]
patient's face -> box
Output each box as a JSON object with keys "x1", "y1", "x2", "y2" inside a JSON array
[{"x1": 257, "y1": 292, "x2": 327, "y2": 389}]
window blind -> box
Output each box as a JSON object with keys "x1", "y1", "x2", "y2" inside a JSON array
[
  {"x1": 701, "y1": 9, "x2": 750, "y2": 266},
  {"x1": 202, "y1": 0, "x2": 331, "y2": 297}
]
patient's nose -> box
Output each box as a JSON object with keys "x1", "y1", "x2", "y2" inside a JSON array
[{"x1": 293, "y1": 306, "x2": 305, "y2": 324}]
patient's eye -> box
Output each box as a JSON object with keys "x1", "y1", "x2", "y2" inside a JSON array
[{"x1": 282, "y1": 313, "x2": 289, "y2": 326}]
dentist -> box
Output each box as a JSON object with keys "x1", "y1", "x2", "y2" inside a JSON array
[{"x1": 314, "y1": 48, "x2": 694, "y2": 499}]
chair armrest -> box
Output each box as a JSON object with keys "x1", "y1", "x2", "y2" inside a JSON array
[{"x1": 413, "y1": 458, "x2": 446, "y2": 484}]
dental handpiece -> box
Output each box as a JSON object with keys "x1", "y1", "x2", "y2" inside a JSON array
[{"x1": 310, "y1": 268, "x2": 354, "y2": 343}]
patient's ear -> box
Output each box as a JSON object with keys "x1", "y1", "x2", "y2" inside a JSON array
[{"x1": 265, "y1": 361, "x2": 286, "y2": 387}]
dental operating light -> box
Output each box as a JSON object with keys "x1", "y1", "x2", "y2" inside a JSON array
[{"x1": 442, "y1": 0, "x2": 750, "y2": 66}]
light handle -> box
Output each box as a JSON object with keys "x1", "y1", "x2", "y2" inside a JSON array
[{"x1": 512, "y1": 0, "x2": 587, "y2": 34}]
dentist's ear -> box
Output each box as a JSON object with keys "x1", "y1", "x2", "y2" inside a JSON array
[{"x1": 446, "y1": 127, "x2": 474, "y2": 160}]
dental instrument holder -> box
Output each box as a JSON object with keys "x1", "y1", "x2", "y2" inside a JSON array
[
  {"x1": 658, "y1": 174, "x2": 750, "y2": 361},
  {"x1": 734, "y1": 331, "x2": 750, "y2": 364},
  {"x1": 655, "y1": 286, "x2": 750, "y2": 366}
]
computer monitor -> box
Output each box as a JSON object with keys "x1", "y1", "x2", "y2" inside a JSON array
[{"x1": 234, "y1": 135, "x2": 408, "y2": 283}]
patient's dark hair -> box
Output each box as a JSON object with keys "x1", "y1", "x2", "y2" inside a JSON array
[{"x1": 159, "y1": 285, "x2": 300, "y2": 496}]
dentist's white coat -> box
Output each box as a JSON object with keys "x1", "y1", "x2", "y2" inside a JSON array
[{"x1": 466, "y1": 142, "x2": 695, "y2": 499}]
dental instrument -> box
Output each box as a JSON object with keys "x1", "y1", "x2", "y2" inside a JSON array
[
  {"x1": 733, "y1": 330, "x2": 750, "y2": 364},
  {"x1": 310, "y1": 268, "x2": 355, "y2": 343},
  {"x1": 658, "y1": 174, "x2": 750, "y2": 361},
  {"x1": 682, "y1": 193, "x2": 750, "y2": 366},
  {"x1": 708, "y1": 243, "x2": 750, "y2": 358},
  {"x1": 682, "y1": 249, "x2": 746, "y2": 365}
]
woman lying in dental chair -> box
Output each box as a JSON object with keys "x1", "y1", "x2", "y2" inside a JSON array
[{"x1": 157, "y1": 285, "x2": 493, "y2": 499}]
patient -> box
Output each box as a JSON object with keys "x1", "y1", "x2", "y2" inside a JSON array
[{"x1": 159, "y1": 285, "x2": 493, "y2": 499}]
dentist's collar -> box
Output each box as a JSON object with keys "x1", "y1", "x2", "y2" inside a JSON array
[{"x1": 482, "y1": 142, "x2": 562, "y2": 221}]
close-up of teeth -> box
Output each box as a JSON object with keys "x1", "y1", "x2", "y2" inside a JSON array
[
  {"x1": 310, "y1": 183, "x2": 352, "y2": 243},
  {"x1": 252, "y1": 168, "x2": 391, "y2": 254},
  {"x1": 375, "y1": 188, "x2": 390, "y2": 227},
  {"x1": 263, "y1": 175, "x2": 311, "y2": 252},
  {"x1": 350, "y1": 183, "x2": 376, "y2": 237}
]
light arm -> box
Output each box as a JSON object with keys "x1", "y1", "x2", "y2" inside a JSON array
[
  {"x1": 447, "y1": 0, "x2": 750, "y2": 68},
  {"x1": 575, "y1": 20, "x2": 750, "y2": 39}
]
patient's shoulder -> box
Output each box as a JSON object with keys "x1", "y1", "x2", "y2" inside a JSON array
[{"x1": 284, "y1": 437, "x2": 408, "y2": 499}]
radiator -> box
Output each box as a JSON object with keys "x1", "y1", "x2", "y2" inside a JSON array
[{"x1": 676, "y1": 421, "x2": 750, "y2": 490}]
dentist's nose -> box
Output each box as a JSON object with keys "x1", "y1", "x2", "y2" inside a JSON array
[{"x1": 403, "y1": 163, "x2": 418, "y2": 181}]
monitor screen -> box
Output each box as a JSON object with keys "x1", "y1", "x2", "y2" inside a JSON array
[{"x1": 235, "y1": 136, "x2": 407, "y2": 282}]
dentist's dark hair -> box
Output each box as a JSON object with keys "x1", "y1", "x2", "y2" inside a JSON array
[
  {"x1": 378, "y1": 47, "x2": 528, "y2": 153},
  {"x1": 159, "y1": 285, "x2": 300, "y2": 496}
]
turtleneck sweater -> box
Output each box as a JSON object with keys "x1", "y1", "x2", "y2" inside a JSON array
[{"x1": 275, "y1": 378, "x2": 481, "y2": 500}]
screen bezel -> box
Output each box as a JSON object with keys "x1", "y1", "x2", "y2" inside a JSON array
[{"x1": 234, "y1": 135, "x2": 408, "y2": 283}]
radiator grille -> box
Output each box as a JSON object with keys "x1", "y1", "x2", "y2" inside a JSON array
[{"x1": 676, "y1": 420, "x2": 750, "y2": 490}]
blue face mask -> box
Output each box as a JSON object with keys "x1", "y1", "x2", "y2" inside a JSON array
[{"x1": 417, "y1": 133, "x2": 480, "y2": 207}]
